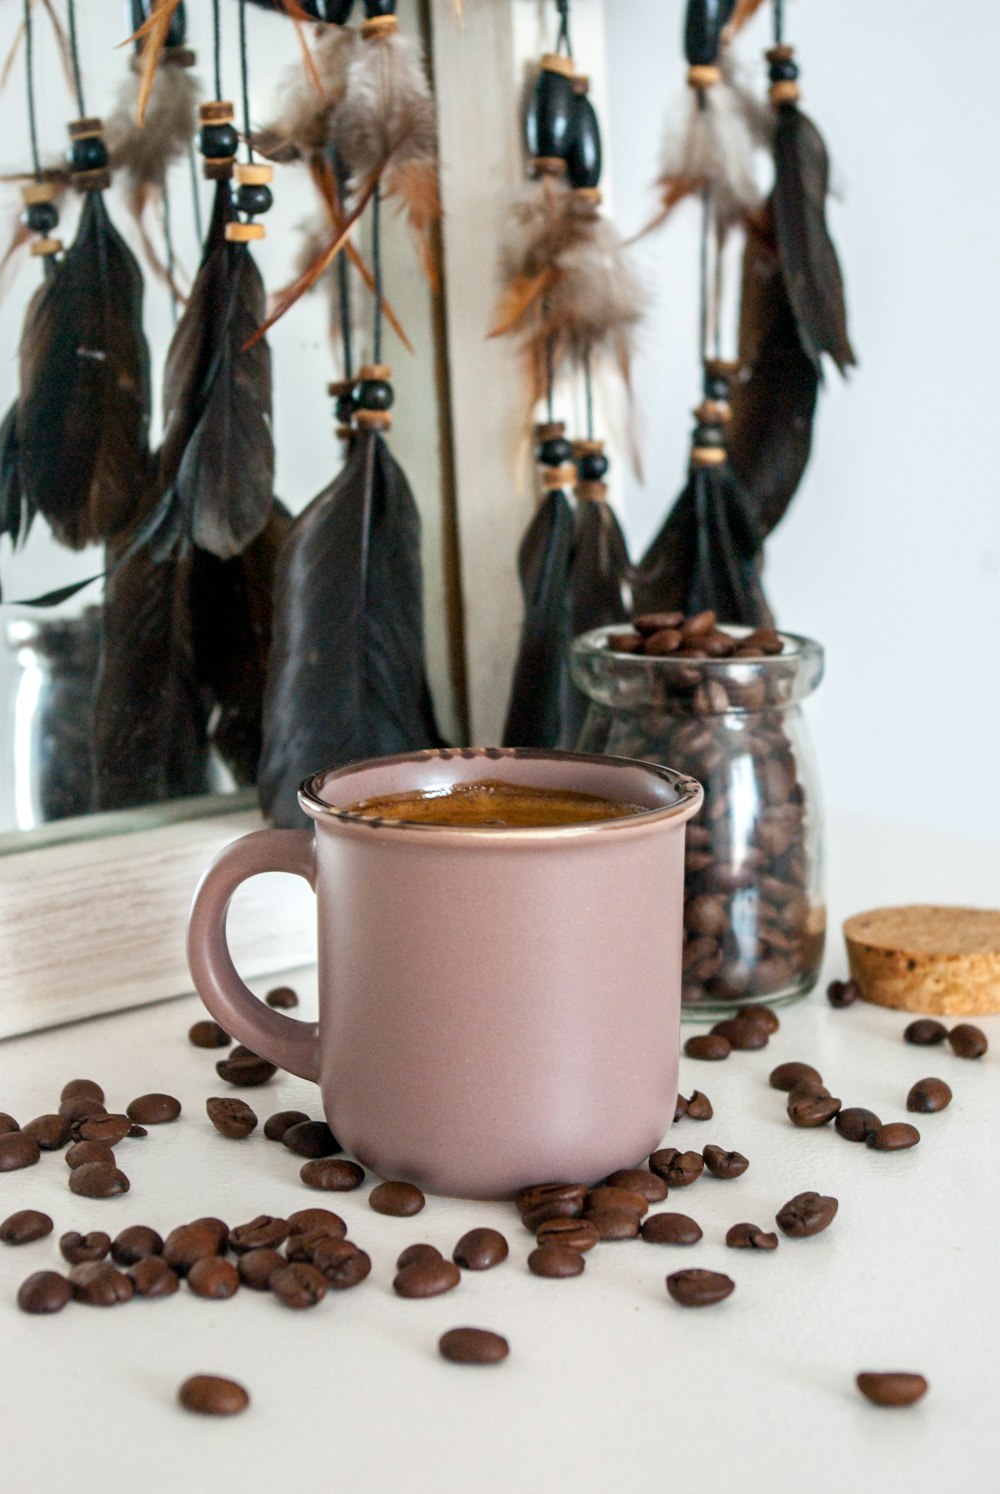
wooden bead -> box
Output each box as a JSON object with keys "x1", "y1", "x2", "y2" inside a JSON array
[
  {"x1": 540, "y1": 52, "x2": 575, "y2": 79},
  {"x1": 358, "y1": 363, "x2": 391, "y2": 382},
  {"x1": 704, "y1": 357, "x2": 740, "y2": 381},
  {"x1": 576, "y1": 481, "x2": 607, "y2": 502},
  {"x1": 203, "y1": 158, "x2": 235, "y2": 181},
  {"x1": 691, "y1": 447, "x2": 727, "y2": 467},
  {"x1": 541, "y1": 463, "x2": 577, "y2": 489},
  {"x1": 225, "y1": 221, "x2": 265, "y2": 242},
  {"x1": 21, "y1": 182, "x2": 57, "y2": 206},
  {"x1": 770, "y1": 81, "x2": 801, "y2": 105},
  {"x1": 29, "y1": 237, "x2": 62, "y2": 258},
  {"x1": 328, "y1": 379, "x2": 354, "y2": 399},
  {"x1": 534, "y1": 421, "x2": 566, "y2": 442},
  {"x1": 236, "y1": 163, "x2": 273, "y2": 186},
  {"x1": 572, "y1": 439, "x2": 604, "y2": 457},
  {"x1": 766, "y1": 45, "x2": 796, "y2": 63},
  {"x1": 200, "y1": 101, "x2": 235, "y2": 125},
  {"x1": 532, "y1": 156, "x2": 567, "y2": 178},
  {"x1": 336, "y1": 425, "x2": 354, "y2": 442},
  {"x1": 354, "y1": 409, "x2": 392, "y2": 430},
  {"x1": 72, "y1": 168, "x2": 112, "y2": 194},
  {"x1": 68, "y1": 117, "x2": 104, "y2": 140},
  {"x1": 573, "y1": 187, "x2": 603, "y2": 206},
  {"x1": 694, "y1": 400, "x2": 731, "y2": 425},
  {"x1": 687, "y1": 64, "x2": 720, "y2": 89},
  {"x1": 361, "y1": 14, "x2": 398, "y2": 38}
]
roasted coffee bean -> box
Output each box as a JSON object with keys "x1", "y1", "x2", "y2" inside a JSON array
[
  {"x1": 685, "y1": 1090, "x2": 713, "y2": 1121},
  {"x1": 126, "y1": 1094, "x2": 181, "y2": 1125},
  {"x1": 75, "y1": 1113, "x2": 131, "y2": 1145},
  {"x1": 310, "y1": 1237, "x2": 371, "y2": 1289},
  {"x1": 283, "y1": 1231, "x2": 325, "y2": 1263},
  {"x1": 904, "y1": 1019, "x2": 947, "y2": 1047},
  {"x1": 188, "y1": 1020, "x2": 231, "y2": 1049},
  {"x1": 70, "y1": 1261, "x2": 134, "y2": 1306},
  {"x1": 726, "y1": 1221, "x2": 778, "y2": 1250},
  {"x1": 23, "y1": 1114, "x2": 69, "y2": 1150},
  {"x1": 1, "y1": 1209, "x2": 53, "y2": 1245},
  {"x1": 61, "y1": 1079, "x2": 105, "y2": 1104},
  {"x1": 586, "y1": 1186, "x2": 649, "y2": 1217},
  {"x1": 128, "y1": 1257, "x2": 179, "y2": 1298},
  {"x1": 69, "y1": 1162, "x2": 130, "y2": 1198},
  {"x1": 112, "y1": 1226, "x2": 163, "y2": 1266},
  {"x1": 237, "y1": 1248, "x2": 285, "y2": 1291},
  {"x1": 702, "y1": 1145, "x2": 749, "y2": 1179},
  {"x1": 59, "y1": 1094, "x2": 106, "y2": 1125},
  {"x1": 516, "y1": 1181, "x2": 587, "y2": 1216},
  {"x1": 634, "y1": 610, "x2": 684, "y2": 636},
  {"x1": 190, "y1": 1217, "x2": 229, "y2": 1252},
  {"x1": 948, "y1": 1023, "x2": 988, "y2": 1059},
  {"x1": 907, "y1": 1077, "x2": 952, "y2": 1113},
  {"x1": 229, "y1": 1215, "x2": 288, "y2": 1253},
  {"x1": 394, "y1": 1258, "x2": 462, "y2": 1297},
  {"x1": 263, "y1": 1109, "x2": 310, "y2": 1142},
  {"x1": 286, "y1": 1208, "x2": 346, "y2": 1239},
  {"x1": 666, "y1": 1268, "x2": 734, "y2": 1307},
  {"x1": 686, "y1": 895, "x2": 729, "y2": 939},
  {"x1": 18, "y1": 1270, "x2": 72, "y2": 1314},
  {"x1": 835, "y1": 1107, "x2": 882, "y2": 1143},
  {"x1": 282, "y1": 1120, "x2": 341, "y2": 1159},
  {"x1": 520, "y1": 1198, "x2": 586, "y2": 1232},
  {"x1": 0, "y1": 1113, "x2": 18, "y2": 1134},
  {"x1": 438, "y1": 1327, "x2": 509, "y2": 1366},
  {"x1": 684, "y1": 1034, "x2": 731, "y2": 1062},
  {"x1": 788, "y1": 1093, "x2": 842, "y2": 1128},
  {"x1": 534, "y1": 1218, "x2": 601, "y2": 1252},
  {"x1": 769, "y1": 1061, "x2": 822, "y2": 1092},
  {"x1": 300, "y1": 1158, "x2": 365, "y2": 1191},
  {"x1": 453, "y1": 1228, "x2": 509, "y2": 1270},
  {"x1": 649, "y1": 1149, "x2": 705, "y2": 1187},
  {"x1": 206, "y1": 1096, "x2": 258, "y2": 1139},
  {"x1": 827, "y1": 978, "x2": 861, "y2": 1008},
  {"x1": 188, "y1": 1256, "x2": 240, "y2": 1300},
  {"x1": 740, "y1": 1003, "x2": 780, "y2": 1034},
  {"x1": 868, "y1": 1122, "x2": 920, "y2": 1151},
  {"x1": 178, "y1": 1375, "x2": 249, "y2": 1417},
  {"x1": 265, "y1": 985, "x2": 298, "y2": 1009},
  {"x1": 786, "y1": 1078, "x2": 830, "y2": 1103},
  {"x1": 776, "y1": 1191, "x2": 838, "y2": 1237},
  {"x1": 215, "y1": 1047, "x2": 277, "y2": 1087},
  {"x1": 646, "y1": 628, "x2": 683, "y2": 656},
  {"x1": 60, "y1": 1230, "x2": 111, "y2": 1265},
  {"x1": 163, "y1": 1224, "x2": 220, "y2": 1275},
  {"x1": 604, "y1": 1169, "x2": 669, "y2": 1203},
  {"x1": 272, "y1": 1261, "x2": 330, "y2": 1309},
  {"x1": 582, "y1": 1209, "x2": 640, "y2": 1241},
  {"x1": 369, "y1": 1180, "x2": 425, "y2": 1216},
  {"x1": 397, "y1": 1243, "x2": 442, "y2": 1271},
  {"x1": 65, "y1": 1140, "x2": 115, "y2": 1170},
  {"x1": 128, "y1": 1124, "x2": 147, "y2": 1139},
  {"x1": 711, "y1": 1018, "x2": 769, "y2": 1052},
  {"x1": 527, "y1": 1244, "x2": 586, "y2": 1278},
  {"x1": 641, "y1": 1212, "x2": 702, "y2": 1245},
  {"x1": 673, "y1": 1094, "x2": 688, "y2": 1121},
  {"x1": 856, "y1": 1372, "x2": 928, "y2": 1408}
]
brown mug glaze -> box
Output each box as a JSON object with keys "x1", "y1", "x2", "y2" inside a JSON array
[{"x1": 187, "y1": 749, "x2": 702, "y2": 1199}]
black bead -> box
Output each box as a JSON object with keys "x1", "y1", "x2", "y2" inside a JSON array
[
  {"x1": 693, "y1": 423, "x2": 725, "y2": 447},
  {"x1": 317, "y1": 0, "x2": 355, "y2": 17},
  {"x1": 769, "y1": 57, "x2": 799, "y2": 82},
  {"x1": 577, "y1": 451, "x2": 609, "y2": 481},
  {"x1": 362, "y1": 0, "x2": 397, "y2": 15},
  {"x1": 334, "y1": 394, "x2": 356, "y2": 424},
  {"x1": 23, "y1": 201, "x2": 58, "y2": 234},
  {"x1": 68, "y1": 136, "x2": 109, "y2": 172},
  {"x1": 199, "y1": 123, "x2": 238, "y2": 160},
  {"x1": 565, "y1": 93, "x2": 602, "y2": 191},
  {"x1": 537, "y1": 436, "x2": 573, "y2": 466},
  {"x1": 524, "y1": 67, "x2": 577, "y2": 161},
  {"x1": 355, "y1": 379, "x2": 394, "y2": 412},
  {"x1": 684, "y1": 0, "x2": 736, "y2": 68},
  {"x1": 704, "y1": 374, "x2": 730, "y2": 401},
  {"x1": 131, "y1": 0, "x2": 186, "y2": 47},
  {"x1": 237, "y1": 183, "x2": 273, "y2": 216}
]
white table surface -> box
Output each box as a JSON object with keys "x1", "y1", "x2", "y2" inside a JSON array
[{"x1": 0, "y1": 811, "x2": 998, "y2": 1494}]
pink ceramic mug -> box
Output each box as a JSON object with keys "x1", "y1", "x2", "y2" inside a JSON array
[{"x1": 187, "y1": 748, "x2": 702, "y2": 1198}]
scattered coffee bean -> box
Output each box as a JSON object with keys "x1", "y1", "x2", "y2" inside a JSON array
[
  {"x1": 190, "y1": 1218, "x2": 230, "y2": 1252},
  {"x1": 229, "y1": 1215, "x2": 288, "y2": 1253},
  {"x1": 641, "y1": 1212, "x2": 702, "y2": 1245},
  {"x1": 521, "y1": 1198, "x2": 586, "y2": 1232},
  {"x1": 534, "y1": 1218, "x2": 601, "y2": 1252},
  {"x1": 726, "y1": 1222, "x2": 778, "y2": 1250},
  {"x1": 788, "y1": 1092, "x2": 842, "y2": 1128},
  {"x1": 128, "y1": 1124, "x2": 147, "y2": 1139},
  {"x1": 237, "y1": 1249, "x2": 285, "y2": 1291},
  {"x1": 206, "y1": 1096, "x2": 258, "y2": 1139},
  {"x1": 61, "y1": 1079, "x2": 105, "y2": 1104},
  {"x1": 282, "y1": 1120, "x2": 341, "y2": 1159},
  {"x1": 60, "y1": 1230, "x2": 111, "y2": 1265},
  {"x1": 0, "y1": 1132, "x2": 40, "y2": 1172},
  {"x1": 453, "y1": 1228, "x2": 509, "y2": 1270},
  {"x1": 439, "y1": 1327, "x2": 509, "y2": 1366},
  {"x1": 215, "y1": 1047, "x2": 277, "y2": 1087},
  {"x1": 69, "y1": 1162, "x2": 130, "y2": 1198},
  {"x1": 126, "y1": 1094, "x2": 181, "y2": 1125},
  {"x1": 273, "y1": 1262, "x2": 330, "y2": 1309},
  {"x1": 369, "y1": 1180, "x2": 425, "y2": 1217},
  {"x1": 75, "y1": 1113, "x2": 131, "y2": 1146},
  {"x1": 263, "y1": 1109, "x2": 310, "y2": 1142},
  {"x1": 582, "y1": 1209, "x2": 640, "y2": 1241},
  {"x1": 740, "y1": 1004, "x2": 781, "y2": 1034},
  {"x1": 769, "y1": 1061, "x2": 822, "y2": 1092},
  {"x1": 948, "y1": 1023, "x2": 988, "y2": 1059},
  {"x1": 666, "y1": 1268, "x2": 734, "y2": 1307},
  {"x1": 649, "y1": 1148, "x2": 705, "y2": 1187},
  {"x1": 18, "y1": 1270, "x2": 72, "y2": 1315},
  {"x1": 265, "y1": 985, "x2": 298, "y2": 1009},
  {"x1": 711, "y1": 1018, "x2": 769, "y2": 1051},
  {"x1": 684, "y1": 1034, "x2": 731, "y2": 1061},
  {"x1": 0, "y1": 1113, "x2": 18, "y2": 1134},
  {"x1": 178, "y1": 1375, "x2": 249, "y2": 1417},
  {"x1": 527, "y1": 1244, "x2": 586, "y2": 1279},
  {"x1": 685, "y1": 1090, "x2": 713, "y2": 1121},
  {"x1": 776, "y1": 1191, "x2": 838, "y2": 1237},
  {"x1": 586, "y1": 1186, "x2": 649, "y2": 1217},
  {"x1": 786, "y1": 1078, "x2": 830, "y2": 1103},
  {"x1": 398, "y1": 1243, "x2": 442, "y2": 1271},
  {"x1": 128, "y1": 1257, "x2": 179, "y2": 1298},
  {"x1": 702, "y1": 1145, "x2": 749, "y2": 1179},
  {"x1": 112, "y1": 1226, "x2": 163, "y2": 1265},
  {"x1": 59, "y1": 1094, "x2": 106, "y2": 1125},
  {"x1": 674, "y1": 1094, "x2": 688, "y2": 1121},
  {"x1": 604, "y1": 1169, "x2": 668, "y2": 1202},
  {"x1": 23, "y1": 1114, "x2": 69, "y2": 1150},
  {"x1": 70, "y1": 1261, "x2": 135, "y2": 1306},
  {"x1": 868, "y1": 1122, "x2": 920, "y2": 1151},
  {"x1": 300, "y1": 1158, "x2": 365, "y2": 1192},
  {"x1": 286, "y1": 1209, "x2": 346, "y2": 1239},
  {"x1": 906, "y1": 1077, "x2": 952, "y2": 1113},
  {"x1": 1, "y1": 1209, "x2": 53, "y2": 1245},
  {"x1": 188, "y1": 1256, "x2": 240, "y2": 1300},
  {"x1": 163, "y1": 1224, "x2": 220, "y2": 1276},
  {"x1": 188, "y1": 1020, "x2": 231, "y2": 1049},
  {"x1": 310, "y1": 1238, "x2": 371, "y2": 1289},
  {"x1": 65, "y1": 1140, "x2": 115, "y2": 1170},
  {"x1": 827, "y1": 978, "x2": 861, "y2": 1008},
  {"x1": 904, "y1": 1019, "x2": 948, "y2": 1046},
  {"x1": 394, "y1": 1258, "x2": 462, "y2": 1297},
  {"x1": 284, "y1": 1231, "x2": 326, "y2": 1262},
  {"x1": 835, "y1": 1108, "x2": 882, "y2": 1143},
  {"x1": 516, "y1": 1182, "x2": 587, "y2": 1217},
  {"x1": 856, "y1": 1372, "x2": 928, "y2": 1407}
]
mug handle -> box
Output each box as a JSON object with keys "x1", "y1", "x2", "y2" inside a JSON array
[{"x1": 186, "y1": 829, "x2": 321, "y2": 1083}]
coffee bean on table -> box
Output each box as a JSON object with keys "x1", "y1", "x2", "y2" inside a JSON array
[
  {"x1": 238, "y1": 1249, "x2": 285, "y2": 1291},
  {"x1": 189, "y1": 1020, "x2": 231, "y2": 1049},
  {"x1": 684, "y1": 1034, "x2": 731, "y2": 1062},
  {"x1": 126, "y1": 1094, "x2": 181, "y2": 1125},
  {"x1": 827, "y1": 979, "x2": 861, "y2": 1008},
  {"x1": 702, "y1": 1146, "x2": 749, "y2": 1179},
  {"x1": 711, "y1": 1018, "x2": 769, "y2": 1052},
  {"x1": 368, "y1": 1180, "x2": 425, "y2": 1216},
  {"x1": 586, "y1": 1186, "x2": 649, "y2": 1217},
  {"x1": 18, "y1": 1271, "x2": 72, "y2": 1315},
  {"x1": 188, "y1": 1257, "x2": 240, "y2": 1300},
  {"x1": 786, "y1": 1078, "x2": 830, "y2": 1103},
  {"x1": 271, "y1": 1262, "x2": 328, "y2": 1309},
  {"x1": 534, "y1": 1218, "x2": 601, "y2": 1252},
  {"x1": 229, "y1": 1216, "x2": 288, "y2": 1253},
  {"x1": 583, "y1": 1209, "x2": 640, "y2": 1241},
  {"x1": 128, "y1": 1256, "x2": 179, "y2": 1298},
  {"x1": 726, "y1": 1222, "x2": 778, "y2": 1250},
  {"x1": 178, "y1": 1375, "x2": 249, "y2": 1417},
  {"x1": 23, "y1": 1114, "x2": 69, "y2": 1150},
  {"x1": 128, "y1": 1124, "x2": 148, "y2": 1139},
  {"x1": 948, "y1": 1024, "x2": 988, "y2": 1059},
  {"x1": 666, "y1": 1269, "x2": 734, "y2": 1307},
  {"x1": 206, "y1": 1097, "x2": 258, "y2": 1139},
  {"x1": 604, "y1": 1169, "x2": 669, "y2": 1203},
  {"x1": 868, "y1": 1122, "x2": 920, "y2": 1151},
  {"x1": 0, "y1": 1132, "x2": 40, "y2": 1172},
  {"x1": 453, "y1": 1228, "x2": 509, "y2": 1270},
  {"x1": 527, "y1": 1245, "x2": 585, "y2": 1279},
  {"x1": 190, "y1": 1218, "x2": 230, "y2": 1252},
  {"x1": 776, "y1": 1192, "x2": 838, "y2": 1237},
  {"x1": 75, "y1": 1113, "x2": 131, "y2": 1146},
  {"x1": 61, "y1": 1079, "x2": 105, "y2": 1104},
  {"x1": 112, "y1": 1226, "x2": 163, "y2": 1265},
  {"x1": 788, "y1": 1093, "x2": 842, "y2": 1128},
  {"x1": 286, "y1": 1209, "x2": 346, "y2": 1239},
  {"x1": 215, "y1": 1047, "x2": 277, "y2": 1087},
  {"x1": 300, "y1": 1159, "x2": 365, "y2": 1192},
  {"x1": 0, "y1": 1114, "x2": 18, "y2": 1134},
  {"x1": 516, "y1": 1182, "x2": 587, "y2": 1217},
  {"x1": 282, "y1": 1121, "x2": 341, "y2": 1159},
  {"x1": 904, "y1": 1019, "x2": 948, "y2": 1046},
  {"x1": 649, "y1": 1149, "x2": 705, "y2": 1187},
  {"x1": 263, "y1": 1110, "x2": 309, "y2": 1142},
  {"x1": 59, "y1": 1095, "x2": 106, "y2": 1125},
  {"x1": 685, "y1": 1090, "x2": 713, "y2": 1121},
  {"x1": 70, "y1": 1261, "x2": 135, "y2": 1306},
  {"x1": 641, "y1": 1212, "x2": 702, "y2": 1245},
  {"x1": 740, "y1": 1004, "x2": 781, "y2": 1034},
  {"x1": 266, "y1": 985, "x2": 298, "y2": 1008},
  {"x1": 60, "y1": 1230, "x2": 111, "y2": 1265},
  {"x1": 856, "y1": 1372, "x2": 928, "y2": 1408},
  {"x1": 769, "y1": 1061, "x2": 823, "y2": 1092},
  {"x1": 395, "y1": 1258, "x2": 462, "y2": 1297},
  {"x1": 398, "y1": 1243, "x2": 442, "y2": 1271},
  {"x1": 521, "y1": 1199, "x2": 585, "y2": 1233},
  {"x1": 1, "y1": 1210, "x2": 53, "y2": 1245},
  {"x1": 310, "y1": 1238, "x2": 372, "y2": 1289},
  {"x1": 65, "y1": 1140, "x2": 115, "y2": 1170},
  {"x1": 674, "y1": 1095, "x2": 688, "y2": 1121},
  {"x1": 163, "y1": 1224, "x2": 220, "y2": 1275},
  {"x1": 69, "y1": 1162, "x2": 130, "y2": 1198},
  {"x1": 439, "y1": 1328, "x2": 509, "y2": 1366},
  {"x1": 907, "y1": 1078, "x2": 952, "y2": 1113},
  {"x1": 835, "y1": 1108, "x2": 882, "y2": 1143}
]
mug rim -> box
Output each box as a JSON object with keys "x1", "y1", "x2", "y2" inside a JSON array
[{"x1": 298, "y1": 747, "x2": 702, "y2": 838}]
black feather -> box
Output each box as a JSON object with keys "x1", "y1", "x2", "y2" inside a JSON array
[
  {"x1": 502, "y1": 487, "x2": 575, "y2": 749},
  {"x1": 563, "y1": 496, "x2": 631, "y2": 745}
]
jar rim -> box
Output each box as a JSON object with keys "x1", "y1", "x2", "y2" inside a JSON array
[{"x1": 571, "y1": 624, "x2": 824, "y2": 671}]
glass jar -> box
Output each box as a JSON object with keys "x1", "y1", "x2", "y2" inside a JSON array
[{"x1": 571, "y1": 625, "x2": 825, "y2": 1016}]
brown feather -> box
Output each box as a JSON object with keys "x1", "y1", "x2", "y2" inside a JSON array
[
  {"x1": 131, "y1": 0, "x2": 186, "y2": 127},
  {"x1": 725, "y1": 0, "x2": 769, "y2": 36}
]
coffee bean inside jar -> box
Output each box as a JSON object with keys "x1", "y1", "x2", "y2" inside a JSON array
[{"x1": 572, "y1": 616, "x2": 825, "y2": 1014}]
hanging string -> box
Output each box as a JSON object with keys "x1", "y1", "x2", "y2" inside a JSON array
[
  {"x1": 212, "y1": 0, "x2": 223, "y2": 102},
  {"x1": 238, "y1": 0, "x2": 254, "y2": 164},
  {"x1": 188, "y1": 143, "x2": 203, "y2": 241},
  {"x1": 582, "y1": 346, "x2": 594, "y2": 442},
  {"x1": 544, "y1": 330, "x2": 555, "y2": 424},
  {"x1": 555, "y1": 0, "x2": 573, "y2": 60},
  {"x1": 66, "y1": 0, "x2": 86, "y2": 117},
  {"x1": 333, "y1": 151, "x2": 353, "y2": 381},
  {"x1": 22, "y1": 0, "x2": 40, "y2": 180},
  {"x1": 371, "y1": 180, "x2": 384, "y2": 365},
  {"x1": 773, "y1": 0, "x2": 785, "y2": 46},
  {"x1": 697, "y1": 185, "x2": 711, "y2": 362},
  {"x1": 712, "y1": 226, "x2": 723, "y2": 359},
  {"x1": 163, "y1": 180, "x2": 178, "y2": 324}
]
